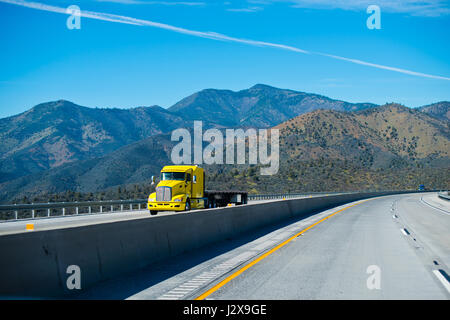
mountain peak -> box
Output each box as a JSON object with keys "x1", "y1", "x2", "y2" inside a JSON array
[
  {"x1": 249, "y1": 84, "x2": 279, "y2": 91},
  {"x1": 31, "y1": 99, "x2": 78, "y2": 110}
]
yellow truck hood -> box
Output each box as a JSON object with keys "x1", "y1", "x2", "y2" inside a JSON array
[{"x1": 156, "y1": 180, "x2": 186, "y2": 198}]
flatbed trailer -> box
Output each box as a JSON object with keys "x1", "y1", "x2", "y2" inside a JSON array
[{"x1": 204, "y1": 190, "x2": 248, "y2": 208}]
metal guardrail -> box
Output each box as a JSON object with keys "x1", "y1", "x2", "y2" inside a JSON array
[
  {"x1": 438, "y1": 191, "x2": 450, "y2": 200},
  {"x1": 0, "y1": 199, "x2": 148, "y2": 221},
  {"x1": 247, "y1": 191, "x2": 348, "y2": 201}
]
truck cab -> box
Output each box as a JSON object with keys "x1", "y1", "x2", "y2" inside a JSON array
[
  {"x1": 148, "y1": 165, "x2": 206, "y2": 215},
  {"x1": 148, "y1": 165, "x2": 248, "y2": 215}
]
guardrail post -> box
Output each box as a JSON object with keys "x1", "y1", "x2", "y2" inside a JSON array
[
  {"x1": 15, "y1": 210, "x2": 18, "y2": 220},
  {"x1": 31, "y1": 209, "x2": 35, "y2": 219},
  {"x1": 62, "y1": 208, "x2": 65, "y2": 216},
  {"x1": 111, "y1": 205, "x2": 113, "y2": 212},
  {"x1": 121, "y1": 204, "x2": 123, "y2": 211},
  {"x1": 130, "y1": 204, "x2": 132, "y2": 211},
  {"x1": 100, "y1": 206, "x2": 103, "y2": 213},
  {"x1": 138, "y1": 203, "x2": 141, "y2": 210},
  {"x1": 88, "y1": 206, "x2": 91, "y2": 214},
  {"x1": 47, "y1": 208, "x2": 50, "y2": 217},
  {"x1": 76, "y1": 207, "x2": 79, "y2": 215}
]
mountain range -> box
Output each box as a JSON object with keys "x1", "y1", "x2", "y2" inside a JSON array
[
  {"x1": 0, "y1": 100, "x2": 187, "y2": 182},
  {"x1": 0, "y1": 84, "x2": 380, "y2": 183},
  {"x1": 168, "y1": 84, "x2": 377, "y2": 127},
  {"x1": 0, "y1": 84, "x2": 449, "y2": 203},
  {"x1": 417, "y1": 101, "x2": 450, "y2": 121},
  {"x1": 276, "y1": 104, "x2": 449, "y2": 167}
]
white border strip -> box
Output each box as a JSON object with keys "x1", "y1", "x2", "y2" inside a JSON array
[
  {"x1": 432, "y1": 270, "x2": 450, "y2": 294},
  {"x1": 420, "y1": 196, "x2": 450, "y2": 215}
]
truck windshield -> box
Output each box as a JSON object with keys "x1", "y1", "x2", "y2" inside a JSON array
[{"x1": 161, "y1": 172, "x2": 185, "y2": 181}]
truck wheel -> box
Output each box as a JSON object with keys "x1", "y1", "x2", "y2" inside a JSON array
[
  {"x1": 150, "y1": 210, "x2": 158, "y2": 215},
  {"x1": 185, "y1": 199, "x2": 191, "y2": 212}
]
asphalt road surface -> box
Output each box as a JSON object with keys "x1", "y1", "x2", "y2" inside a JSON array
[{"x1": 75, "y1": 193, "x2": 449, "y2": 300}]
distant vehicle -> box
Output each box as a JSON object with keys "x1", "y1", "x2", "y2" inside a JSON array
[
  {"x1": 147, "y1": 165, "x2": 248, "y2": 215},
  {"x1": 418, "y1": 184, "x2": 425, "y2": 191}
]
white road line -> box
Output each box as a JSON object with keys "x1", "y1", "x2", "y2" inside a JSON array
[
  {"x1": 214, "y1": 266, "x2": 233, "y2": 270},
  {"x1": 432, "y1": 270, "x2": 450, "y2": 294},
  {"x1": 168, "y1": 291, "x2": 190, "y2": 295},
  {"x1": 169, "y1": 289, "x2": 192, "y2": 292},
  {"x1": 215, "y1": 263, "x2": 235, "y2": 267},
  {"x1": 161, "y1": 294, "x2": 184, "y2": 298},
  {"x1": 167, "y1": 292, "x2": 189, "y2": 296},
  {"x1": 200, "y1": 272, "x2": 222, "y2": 276}
]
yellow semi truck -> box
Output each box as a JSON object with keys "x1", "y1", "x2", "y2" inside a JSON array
[{"x1": 147, "y1": 165, "x2": 248, "y2": 215}]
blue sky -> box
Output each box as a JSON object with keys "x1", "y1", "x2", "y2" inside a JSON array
[{"x1": 0, "y1": 0, "x2": 449, "y2": 118}]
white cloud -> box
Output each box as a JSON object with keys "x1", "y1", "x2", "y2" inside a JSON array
[
  {"x1": 1, "y1": 0, "x2": 449, "y2": 80},
  {"x1": 261, "y1": 0, "x2": 450, "y2": 16},
  {"x1": 96, "y1": 0, "x2": 206, "y2": 5},
  {"x1": 226, "y1": 6, "x2": 263, "y2": 12}
]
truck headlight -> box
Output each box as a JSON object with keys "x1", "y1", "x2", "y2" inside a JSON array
[
  {"x1": 149, "y1": 198, "x2": 155, "y2": 202},
  {"x1": 174, "y1": 198, "x2": 182, "y2": 202}
]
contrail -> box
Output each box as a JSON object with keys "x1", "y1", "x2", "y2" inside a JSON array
[
  {"x1": 0, "y1": 0, "x2": 309, "y2": 53},
  {"x1": 1, "y1": 0, "x2": 449, "y2": 81},
  {"x1": 316, "y1": 52, "x2": 450, "y2": 81}
]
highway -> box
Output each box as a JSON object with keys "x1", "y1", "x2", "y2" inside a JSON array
[
  {"x1": 73, "y1": 193, "x2": 449, "y2": 300},
  {"x1": 0, "y1": 196, "x2": 314, "y2": 236}
]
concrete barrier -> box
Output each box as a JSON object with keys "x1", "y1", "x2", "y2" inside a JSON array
[
  {"x1": 438, "y1": 191, "x2": 450, "y2": 200},
  {"x1": 0, "y1": 190, "x2": 426, "y2": 297}
]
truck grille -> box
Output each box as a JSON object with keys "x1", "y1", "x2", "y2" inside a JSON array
[{"x1": 156, "y1": 186, "x2": 172, "y2": 202}]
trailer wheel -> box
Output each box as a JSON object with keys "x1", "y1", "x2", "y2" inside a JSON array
[{"x1": 150, "y1": 210, "x2": 158, "y2": 215}]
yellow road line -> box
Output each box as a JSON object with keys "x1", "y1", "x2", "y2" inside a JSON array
[{"x1": 195, "y1": 199, "x2": 370, "y2": 300}]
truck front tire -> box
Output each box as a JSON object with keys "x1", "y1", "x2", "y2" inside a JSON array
[
  {"x1": 150, "y1": 210, "x2": 158, "y2": 215},
  {"x1": 185, "y1": 199, "x2": 191, "y2": 212}
]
